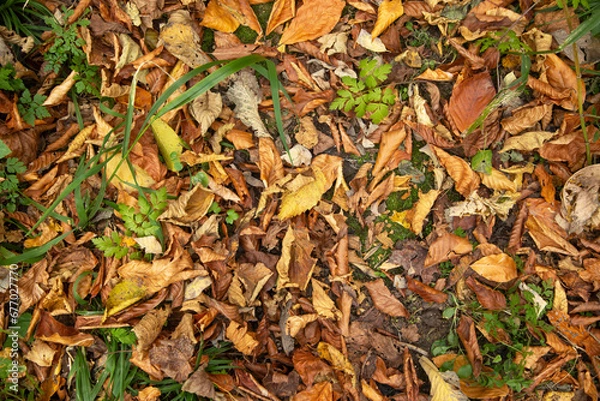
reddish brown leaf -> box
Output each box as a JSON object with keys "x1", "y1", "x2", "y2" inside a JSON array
[
  {"x1": 406, "y1": 276, "x2": 448, "y2": 304},
  {"x1": 457, "y1": 315, "x2": 482, "y2": 377},
  {"x1": 448, "y1": 71, "x2": 496, "y2": 132},
  {"x1": 364, "y1": 279, "x2": 410, "y2": 318}
]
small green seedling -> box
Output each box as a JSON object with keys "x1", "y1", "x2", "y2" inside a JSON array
[
  {"x1": 17, "y1": 89, "x2": 51, "y2": 126},
  {"x1": 0, "y1": 140, "x2": 27, "y2": 213},
  {"x1": 330, "y1": 59, "x2": 396, "y2": 124}
]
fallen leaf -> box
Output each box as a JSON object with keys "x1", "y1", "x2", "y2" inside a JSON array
[
  {"x1": 279, "y1": 167, "x2": 328, "y2": 220},
  {"x1": 424, "y1": 231, "x2": 473, "y2": 268},
  {"x1": 432, "y1": 146, "x2": 480, "y2": 197},
  {"x1": 364, "y1": 278, "x2": 410, "y2": 318},
  {"x1": 279, "y1": 0, "x2": 345, "y2": 45},
  {"x1": 372, "y1": 0, "x2": 404, "y2": 38},
  {"x1": 448, "y1": 71, "x2": 496, "y2": 132},
  {"x1": 317, "y1": 342, "x2": 356, "y2": 385},
  {"x1": 226, "y1": 321, "x2": 259, "y2": 355},
  {"x1": 266, "y1": 0, "x2": 295, "y2": 35},
  {"x1": 419, "y1": 356, "x2": 469, "y2": 401},
  {"x1": 150, "y1": 118, "x2": 183, "y2": 172},
  {"x1": 470, "y1": 253, "x2": 518, "y2": 283}
]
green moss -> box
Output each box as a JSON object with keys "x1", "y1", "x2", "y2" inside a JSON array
[
  {"x1": 235, "y1": 25, "x2": 258, "y2": 44},
  {"x1": 201, "y1": 28, "x2": 215, "y2": 53},
  {"x1": 346, "y1": 215, "x2": 367, "y2": 241}
]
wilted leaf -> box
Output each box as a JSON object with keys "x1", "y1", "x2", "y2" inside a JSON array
[
  {"x1": 159, "y1": 184, "x2": 215, "y2": 225},
  {"x1": 226, "y1": 321, "x2": 259, "y2": 355},
  {"x1": 279, "y1": 0, "x2": 345, "y2": 45},
  {"x1": 311, "y1": 279, "x2": 341, "y2": 320},
  {"x1": 457, "y1": 315, "x2": 482, "y2": 377},
  {"x1": 500, "y1": 131, "x2": 556, "y2": 153},
  {"x1": 373, "y1": 122, "x2": 407, "y2": 176},
  {"x1": 364, "y1": 279, "x2": 409, "y2": 318},
  {"x1": 410, "y1": 189, "x2": 440, "y2": 235},
  {"x1": 480, "y1": 168, "x2": 517, "y2": 192},
  {"x1": 465, "y1": 276, "x2": 506, "y2": 310},
  {"x1": 419, "y1": 356, "x2": 469, "y2": 401},
  {"x1": 188, "y1": 90, "x2": 222, "y2": 137},
  {"x1": 181, "y1": 364, "x2": 217, "y2": 398},
  {"x1": 372, "y1": 0, "x2": 404, "y2": 38},
  {"x1": 132, "y1": 307, "x2": 170, "y2": 353},
  {"x1": 291, "y1": 381, "x2": 332, "y2": 401},
  {"x1": 36, "y1": 311, "x2": 95, "y2": 346},
  {"x1": 406, "y1": 276, "x2": 448, "y2": 303},
  {"x1": 470, "y1": 253, "x2": 517, "y2": 283},
  {"x1": 227, "y1": 70, "x2": 269, "y2": 137},
  {"x1": 43, "y1": 71, "x2": 77, "y2": 107}
]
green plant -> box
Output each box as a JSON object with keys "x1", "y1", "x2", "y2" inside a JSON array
[
  {"x1": 17, "y1": 89, "x2": 51, "y2": 126},
  {"x1": 43, "y1": 8, "x2": 100, "y2": 97},
  {"x1": 0, "y1": 0, "x2": 51, "y2": 42},
  {"x1": 92, "y1": 187, "x2": 168, "y2": 259},
  {"x1": 0, "y1": 140, "x2": 27, "y2": 213},
  {"x1": 225, "y1": 209, "x2": 240, "y2": 224},
  {"x1": 0, "y1": 64, "x2": 26, "y2": 92},
  {"x1": 476, "y1": 29, "x2": 532, "y2": 55},
  {"x1": 330, "y1": 59, "x2": 396, "y2": 124},
  {"x1": 471, "y1": 149, "x2": 493, "y2": 175}
]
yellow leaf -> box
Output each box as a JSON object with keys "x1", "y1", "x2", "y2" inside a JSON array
[
  {"x1": 470, "y1": 253, "x2": 518, "y2": 283},
  {"x1": 311, "y1": 279, "x2": 341, "y2": 320},
  {"x1": 56, "y1": 124, "x2": 96, "y2": 163},
  {"x1": 317, "y1": 342, "x2": 356, "y2": 385},
  {"x1": 104, "y1": 279, "x2": 147, "y2": 320},
  {"x1": 150, "y1": 118, "x2": 183, "y2": 172},
  {"x1": 500, "y1": 131, "x2": 556, "y2": 153},
  {"x1": 279, "y1": 0, "x2": 345, "y2": 45},
  {"x1": 480, "y1": 168, "x2": 517, "y2": 192},
  {"x1": 105, "y1": 150, "x2": 156, "y2": 192},
  {"x1": 419, "y1": 356, "x2": 469, "y2": 401},
  {"x1": 372, "y1": 0, "x2": 404, "y2": 38},
  {"x1": 410, "y1": 189, "x2": 440, "y2": 235},
  {"x1": 278, "y1": 167, "x2": 328, "y2": 220}
]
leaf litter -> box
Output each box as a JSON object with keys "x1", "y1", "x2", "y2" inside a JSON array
[{"x1": 1, "y1": 0, "x2": 600, "y2": 400}]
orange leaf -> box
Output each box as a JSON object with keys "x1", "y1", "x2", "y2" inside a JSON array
[
  {"x1": 372, "y1": 122, "x2": 407, "y2": 176},
  {"x1": 465, "y1": 276, "x2": 506, "y2": 310},
  {"x1": 432, "y1": 146, "x2": 480, "y2": 197},
  {"x1": 470, "y1": 253, "x2": 518, "y2": 283},
  {"x1": 457, "y1": 315, "x2": 482, "y2": 377},
  {"x1": 266, "y1": 0, "x2": 295, "y2": 35},
  {"x1": 279, "y1": 0, "x2": 345, "y2": 45},
  {"x1": 372, "y1": 0, "x2": 404, "y2": 38},
  {"x1": 364, "y1": 279, "x2": 410, "y2": 318},
  {"x1": 424, "y1": 231, "x2": 473, "y2": 268},
  {"x1": 201, "y1": 0, "x2": 240, "y2": 33},
  {"x1": 406, "y1": 276, "x2": 448, "y2": 304}
]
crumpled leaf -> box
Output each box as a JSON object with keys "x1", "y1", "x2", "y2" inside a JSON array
[
  {"x1": 372, "y1": 0, "x2": 404, "y2": 38},
  {"x1": 317, "y1": 342, "x2": 356, "y2": 385},
  {"x1": 181, "y1": 364, "x2": 217, "y2": 399},
  {"x1": 159, "y1": 184, "x2": 215, "y2": 225},
  {"x1": 105, "y1": 150, "x2": 156, "y2": 192},
  {"x1": 446, "y1": 192, "x2": 520, "y2": 221},
  {"x1": 356, "y1": 29, "x2": 388, "y2": 52},
  {"x1": 500, "y1": 130, "x2": 556, "y2": 153},
  {"x1": 409, "y1": 189, "x2": 440, "y2": 235},
  {"x1": 132, "y1": 308, "x2": 170, "y2": 353},
  {"x1": 470, "y1": 253, "x2": 518, "y2": 283},
  {"x1": 227, "y1": 70, "x2": 269, "y2": 137},
  {"x1": 226, "y1": 321, "x2": 259, "y2": 355},
  {"x1": 424, "y1": 231, "x2": 473, "y2": 268},
  {"x1": 419, "y1": 356, "x2": 469, "y2": 401},
  {"x1": 150, "y1": 118, "x2": 183, "y2": 171},
  {"x1": 279, "y1": 0, "x2": 345, "y2": 45},
  {"x1": 364, "y1": 278, "x2": 409, "y2": 318},
  {"x1": 36, "y1": 311, "x2": 95, "y2": 346},
  {"x1": 43, "y1": 71, "x2": 77, "y2": 107},
  {"x1": 278, "y1": 166, "x2": 328, "y2": 220},
  {"x1": 558, "y1": 164, "x2": 600, "y2": 234},
  {"x1": 544, "y1": 53, "x2": 584, "y2": 110},
  {"x1": 311, "y1": 279, "x2": 341, "y2": 320},
  {"x1": 189, "y1": 90, "x2": 222, "y2": 137}
]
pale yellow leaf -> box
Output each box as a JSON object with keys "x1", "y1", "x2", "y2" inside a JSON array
[
  {"x1": 159, "y1": 184, "x2": 215, "y2": 225},
  {"x1": 188, "y1": 91, "x2": 222, "y2": 136},
  {"x1": 279, "y1": 0, "x2": 345, "y2": 45},
  {"x1": 56, "y1": 124, "x2": 95, "y2": 163},
  {"x1": 104, "y1": 279, "x2": 147, "y2": 320},
  {"x1": 150, "y1": 118, "x2": 183, "y2": 172},
  {"x1": 470, "y1": 253, "x2": 518, "y2": 283},
  {"x1": 500, "y1": 131, "x2": 556, "y2": 153},
  {"x1": 419, "y1": 356, "x2": 469, "y2": 401},
  {"x1": 286, "y1": 313, "x2": 319, "y2": 337},
  {"x1": 311, "y1": 279, "x2": 341, "y2": 320},
  {"x1": 161, "y1": 11, "x2": 211, "y2": 68},
  {"x1": 43, "y1": 70, "x2": 77, "y2": 107},
  {"x1": 480, "y1": 168, "x2": 517, "y2": 192},
  {"x1": 372, "y1": 0, "x2": 404, "y2": 38}
]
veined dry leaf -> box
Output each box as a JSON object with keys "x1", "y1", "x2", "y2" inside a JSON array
[
  {"x1": 292, "y1": 381, "x2": 332, "y2": 401},
  {"x1": 161, "y1": 11, "x2": 211, "y2": 68},
  {"x1": 24, "y1": 339, "x2": 56, "y2": 367},
  {"x1": 448, "y1": 71, "x2": 496, "y2": 132},
  {"x1": 189, "y1": 91, "x2": 222, "y2": 137},
  {"x1": 43, "y1": 71, "x2": 77, "y2": 107},
  {"x1": 56, "y1": 124, "x2": 95, "y2": 163},
  {"x1": 410, "y1": 189, "x2": 440, "y2": 235},
  {"x1": 150, "y1": 118, "x2": 183, "y2": 172},
  {"x1": 227, "y1": 70, "x2": 269, "y2": 137},
  {"x1": 278, "y1": 167, "x2": 328, "y2": 220},
  {"x1": 132, "y1": 308, "x2": 170, "y2": 353},
  {"x1": 23, "y1": 220, "x2": 61, "y2": 248},
  {"x1": 226, "y1": 321, "x2": 259, "y2": 355},
  {"x1": 159, "y1": 184, "x2": 215, "y2": 225},
  {"x1": 364, "y1": 279, "x2": 410, "y2": 318},
  {"x1": 202, "y1": 0, "x2": 240, "y2": 32},
  {"x1": 480, "y1": 168, "x2": 517, "y2": 192},
  {"x1": 432, "y1": 146, "x2": 480, "y2": 197},
  {"x1": 465, "y1": 276, "x2": 506, "y2": 310},
  {"x1": 279, "y1": 0, "x2": 345, "y2": 45},
  {"x1": 266, "y1": 0, "x2": 295, "y2": 35},
  {"x1": 317, "y1": 342, "x2": 356, "y2": 385},
  {"x1": 424, "y1": 231, "x2": 473, "y2": 268},
  {"x1": 470, "y1": 253, "x2": 517, "y2": 283},
  {"x1": 419, "y1": 356, "x2": 469, "y2": 401},
  {"x1": 500, "y1": 130, "x2": 556, "y2": 153},
  {"x1": 372, "y1": 0, "x2": 404, "y2": 38},
  {"x1": 446, "y1": 191, "x2": 520, "y2": 221},
  {"x1": 36, "y1": 311, "x2": 95, "y2": 347},
  {"x1": 545, "y1": 53, "x2": 584, "y2": 110},
  {"x1": 181, "y1": 364, "x2": 217, "y2": 399},
  {"x1": 526, "y1": 198, "x2": 579, "y2": 256},
  {"x1": 311, "y1": 279, "x2": 341, "y2": 320},
  {"x1": 373, "y1": 122, "x2": 407, "y2": 176},
  {"x1": 501, "y1": 104, "x2": 552, "y2": 135}
]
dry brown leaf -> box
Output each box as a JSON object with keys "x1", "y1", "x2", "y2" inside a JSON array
[
  {"x1": 457, "y1": 315, "x2": 482, "y2": 377},
  {"x1": 501, "y1": 104, "x2": 552, "y2": 135},
  {"x1": 465, "y1": 276, "x2": 506, "y2": 310},
  {"x1": 311, "y1": 279, "x2": 341, "y2": 320},
  {"x1": 480, "y1": 168, "x2": 517, "y2": 192},
  {"x1": 202, "y1": 0, "x2": 240, "y2": 33},
  {"x1": 279, "y1": 0, "x2": 345, "y2": 45},
  {"x1": 424, "y1": 231, "x2": 473, "y2": 267},
  {"x1": 410, "y1": 189, "x2": 440, "y2": 235},
  {"x1": 432, "y1": 146, "x2": 480, "y2": 197},
  {"x1": 162, "y1": 11, "x2": 211, "y2": 68},
  {"x1": 373, "y1": 122, "x2": 407, "y2": 176},
  {"x1": 181, "y1": 364, "x2": 217, "y2": 399},
  {"x1": 372, "y1": 0, "x2": 404, "y2": 38},
  {"x1": 292, "y1": 381, "x2": 332, "y2": 401},
  {"x1": 470, "y1": 253, "x2": 518, "y2": 283},
  {"x1": 132, "y1": 308, "x2": 170, "y2": 353},
  {"x1": 416, "y1": 68, "x2": 454, "y2": 81},
  {"x1": 226, "y1": 321, "x2": 259, "y2": 355},
  {"x1": 407, "y1": 276, "x2": 448, "y2": 303},
  {"x1": 286, "y1": 314, "x2": 319, "y2": 337},
  {"x1": 364, "y1": 278, "x2": 410, "y2": 318},
  {"x1": 43, "y1": 71, "x2": 77, "y2": 107},
  {"x1": 36, "y1": 311, "x2": 95, "y2": 346},
  {"x1": 278, "y1": 167, "x2": 328, "y2": 220},
  {"x1": 448, "y1": 71, "x2": 496, "y2": 132},
  {"x1": 500, "y1": 130, "x2": 556, "y2": 153},
  {"x1": 545, "y1": 53, "x2": 584, "y2": 110},
  {"x1": 158, "y1": 184, "x2": 215, "y2": 225},
  {"x1": 266, "y1": 0, "x2": 295, "y2": 35},
  {"x1": 317, "y1": 342, "x2": 356, "y2": 385}
]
